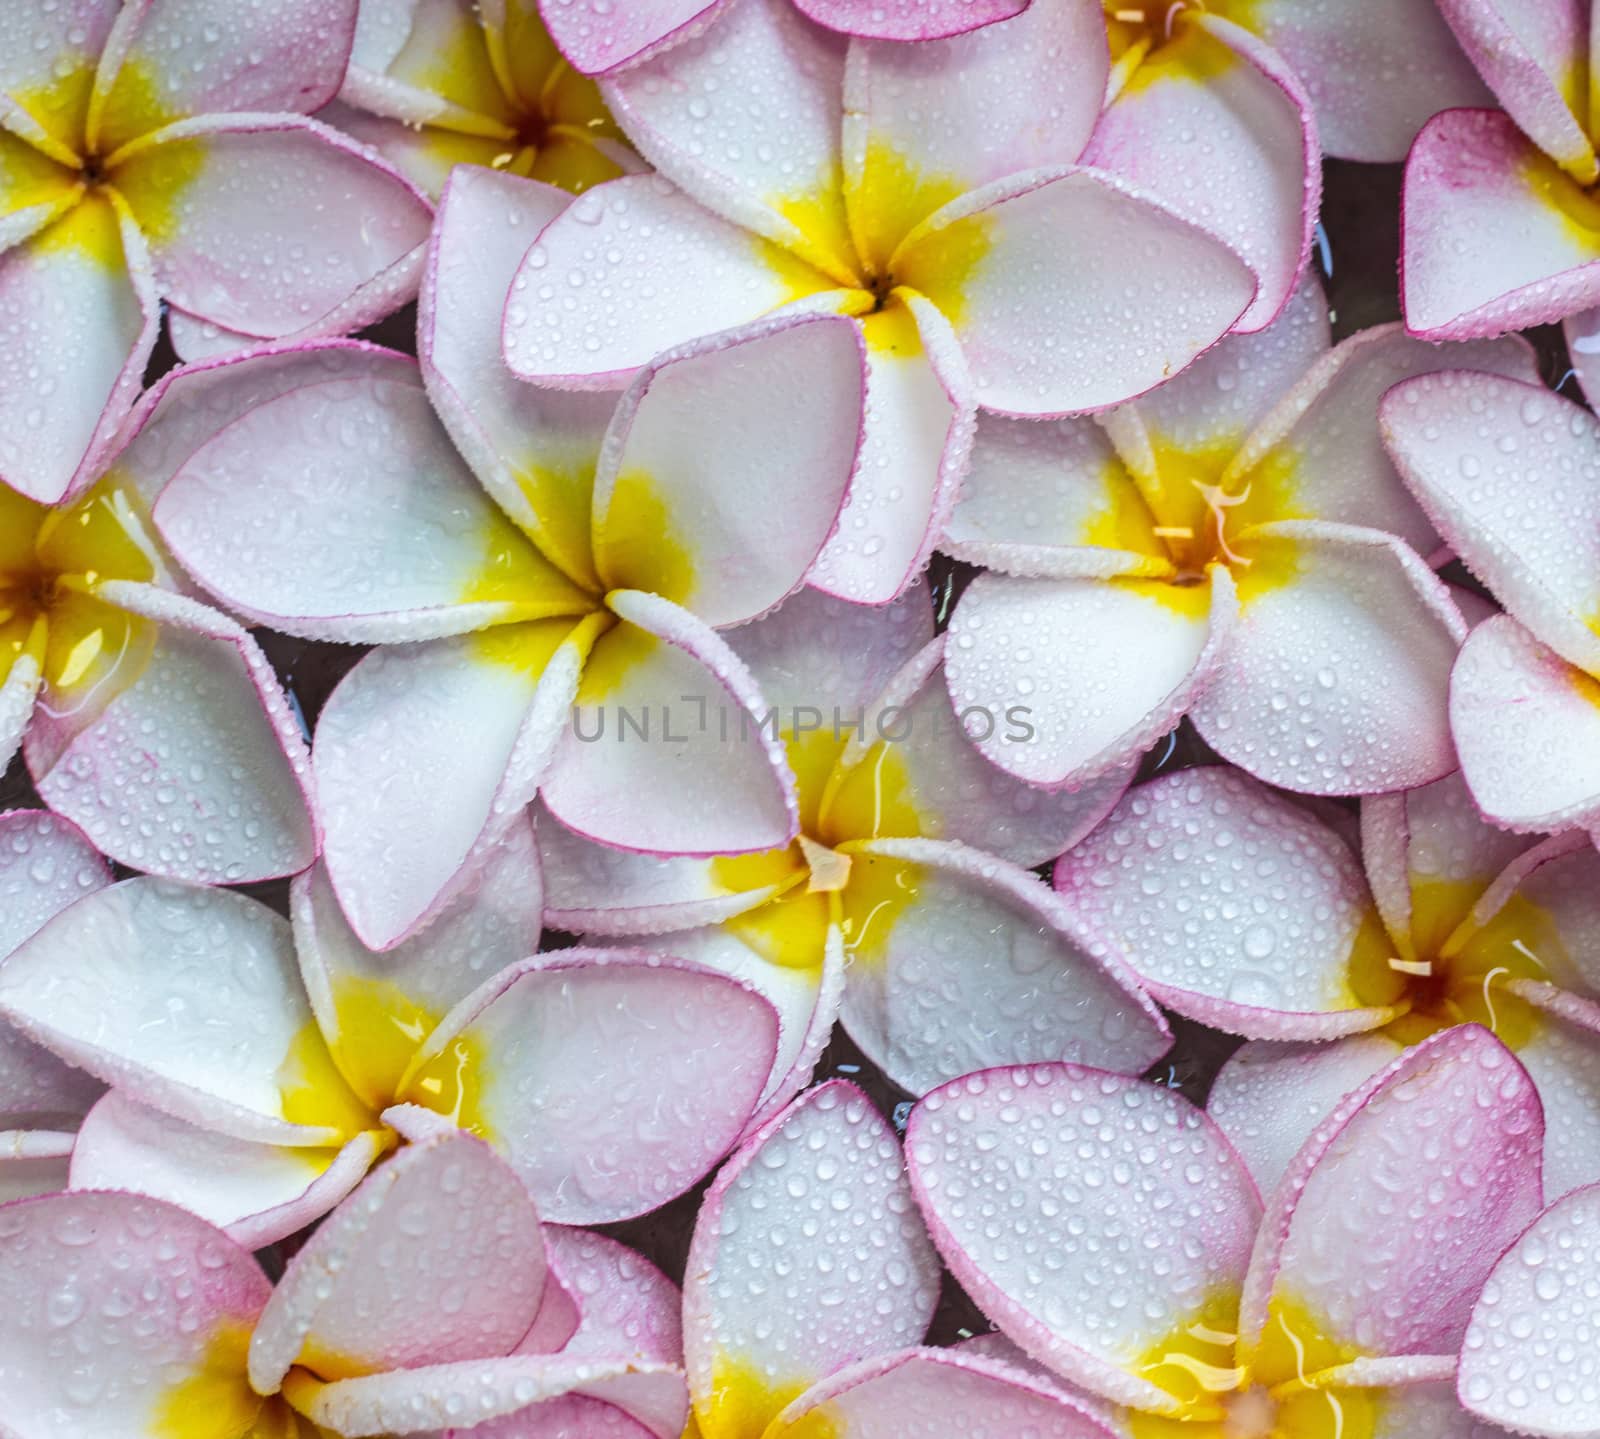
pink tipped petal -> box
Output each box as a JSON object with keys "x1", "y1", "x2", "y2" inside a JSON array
[
  {"x1": 421, "y1": 165, "x2": 615, "y2": 582},
  {"x1": 248, "y1": 1131, "x2": 547, "y2": 1395},
  {"x1": 1458, "y1": 1181, "x2": 1600, "y2": 1436},
  {"x1": 1512, "y1": 1000, "x2": 1600, "y2": 1201},
  {"x1": 1241, "y1": 0, "x2": 1491, "y2": 162},
  {"x1": 1056, "y1": 768, "x2": 1394, "y2": 1041},
  {"x1": 904, "y1": 168, "x2": 1255, "y2": 416},
  {"x1": 0, "y1": 5, "x2": 117, "y2": 141},
  {"x1": 0, "y1": 810, "x2": 111, "y2": 957},
  {"x1": 313, "y1": 623, "x2": 580, "y2": 951},
  {"x1": 0, "y1": 878, "x2": 349, "y2": 1147},
  {"x1": 907, "y1": 1064, "x2": 1261, "y2": 1410},
  {"x1": 1237, "y1": 326, "x2": 1538, "y2": 556},
  {"x1": 1402, "y1": 108, "x2": 1600, "y2": 339},
  {"x1": 26, "y1": 583, "x2": 316, "y2": 885},
  {"x1": 537, "y1": 0, "x2": 724, "y2": 76},
  {"x1": 111, "y1": 115, "x2": 430, "y2": 340},
  {"x1": 504, "y1": 176, "x2": 823, "y2": 387},
  {"x1": 93, "y1": 0, "x2": 358, "y2": 151},
  {"x1": 1086, "y1": 15, "x2": 1316, "y2": 332},
  {"x1": 1208, "y1": 1035, "x2": 1405, "y2": 1197},
  {"x1": 1449, "y1": 615, "x2": 1600, "y2": 834},
  {"x1": 1433, "y1": 0, "x2": 1594, "y2": 178},
  {"x1": 0, "y1": 1191, "x2": 270, "y2": 1437},
  {"x1": 292, "y1": 813, "x2": 545, "y2": 1107},
  {"x1": 944, "y1": 568, "x2": 1235, "y2": 788},
  {"x1": 845, "y1": 0, "x2": 1104, "y2": 199},
  {"x1": 1382, "y1": 371, "x2": 1600, "y2": 674},
  {"x1": 600, "y1": 0, "x2": 848, "y2": 274},
  {"x1": 801, "y1": 0, "x2": 1028, "y2": 39},
  {"x1": 852, "y1": 638, "x2": 1134, "y2": 867},
  {"x1": 809, "y1": 297, "x2": 977, "y2": 604},
  {"x1": 0, "y1": 196, "x2": 158, "y2": 505},
  {"x1": 541, "y1": 592, "x2": 798, "y2": 856},
  {"x1": 592, "y1": 314, "x2": 866, "y2": 625},
  {"x1": 154, "y1": 356, "x2": 590, "y2": 642},
  {"x1": 684, "y1": 1081, "x2": 941, "y2": 1439},
  {"x1": 540, "y1": 1226, "x2": 683, "y2": 1364},
  {"x1": 840, "y1": 839, "x2": 1171, "y2": 1097},
  {"x1": 69, "y1": 1091, "x2": 381, "y2": 1248},
  {"x1": 1242, "y1": 1025, "x2": 1546, "y2": 1359},
  {"x1": 442, "y1": 1395, "x2": 663, "y2": 1439},
  {"x1": 1189, "y1": 522, "x2": 1467, "y2": 795},
  {"x1": 404, "y1": 951, "x2": 779, "y2": 1223},
  {"x1": 770, "y1": 1348, "x2": 1117, "y2": 1439}
]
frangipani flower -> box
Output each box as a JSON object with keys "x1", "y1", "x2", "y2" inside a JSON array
[
  {"x1": 0, "y1": 811, "x2": 110, "y2": 1204},
  {"x1": 327, "y1": 0, "x2": 639, "y2": 199},
  {"x1": 1053, "y1": 764, "x2": 1600, "y2": 1200},
  {"x1": 0, "y1": 0, "x2": 432, "y2": 495},
  {"x1": 679, "y1": 1078, "x2": 1115, "y2": 1439},
  {"x1": 2, "y1": 349, "x2": 319, "y2": 885},
  {"x1": 541, "y1": 0, "x2": 1032, "y2": 74},
  {"x1": 1402, "y1": 0, "x2": 1600, "y2": 341},
  {"x1": 943, "y1": 281, "x2": 1535, "y2": 796},
  {"x1": 1381, "y1": 371, "x2": 1600, "y2": 836},
  {"x1": 906, "y1": 1026, "x2": 1546, "y2": 1438},
  {"x1": 0, "y1": 1131, "x2": 690, "y2": 1439},
  {"x1": 0, "y1": 828, "x2": 783, "y2": 1242},
  {"x1": 1457, "y1": 1182, "x2": 1600, "y2": 1437},
  {"x1": 153, "y1": 172, "x2": 867, "y2": 952},
  {"x1": 504, "y1": 0, "x2": 1291, "y2": 602},
  {"x1": 544, "y1": 583, "x2": 1173, "y2": 1099}
]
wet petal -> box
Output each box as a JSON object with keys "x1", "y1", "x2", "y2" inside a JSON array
[
  {"x1": 1057, "y1": 767, "x2": 1396, "y2": 1040},
  {"x1": 838, "y1": 840, "x2": 1172, "y2": 1096},
  {"x1": 538, "y1": 0, "x2": 723, "y2": 76},
  {"x1": 799, "y1": 0, "x2": 1028, "y2": 40},
  {"x1": 683, "y1": 1081, "x2": 941, "y2": 1439},
  {"x1": 907, "y1": 1064, "x2": 1261, "y2": 1411}
]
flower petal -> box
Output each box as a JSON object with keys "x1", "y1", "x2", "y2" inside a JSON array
[
  {"x1": 1239, "y1": 0, "x2": 1491, "y2": 162},
  {"x1": 844, "y1": 0, "x2": 1105, "y2": 206},
  {"x1": 683, "y1": 1081, "x2": 941, "y2": 1439},
  {"x1": 1448, "y1": 614, "x2": 1600, "y2": 833},
  {"x1": 538, "y1": 0, "x2": 724, "y2": 76},
  {"x1": 1240, "y1": 1025, "x2": 1545, "y2": 1359},
  {"x1": 1085, "y1": 15, "x2": 1315, "y2": 332},
  {"x1": 402, "y1": 950, "x2": 778, "y2": 1223},
  {"x1": 26, "y1": 583, "x2": 315, "y2": 885},
  {"x1": 801, "y1": 0, "x2": 1028, "y2": 39},
  {"x1": 0, "y1": 4, "x2": 117, "y2": 152},
  {"x1": 1208, "y1": 1035, "x2": 1405, "y2": 1197},
  {"x1": 292, "y1": 812, "x2": 544, "y2": 1110},
  {"x1": 504, "y1": 175, "x2": 824, "y2": 388},
  {"x1": 421, "y1": 164, "x2": 614, "y2": 589},
  {"x1": 809, "y1": 297, "x2": 977, "y2": 604},
  {"x1": 1457, "y1": 1181, "x2": 1600, "y2": 1436},
  {"x1": 1382, "y1": 370, "x2": 1600, "y2": 674},
  {"x1": 0, "y1": 194, "x2": 157, "y2": 504},
  {"x1": 900, "y1": 167, "x2": 1255, "y2": 415},
  {"x1": 69, "y1": 1091, "x2": 382, "y2": 1248},
  {"x1": 1512, "y1": 997, "x2": 1600, "y2": 1201},
  {"x1": 944, "y1": 568, "x2": 1235, "y2": 787},
  {"x1": 839, "y1": 839, "x2": 1171, "y2": 1096},
  {"x1": 0, "y1": 877, "x2": 355, "y2": 1146},
  {"x1": 313, "y1": 620, "x2": 584, "y2": 951},
  {"x1": 111, "y1": 114, "x2": 430, "y2": 340},
  {"x1": 0, "y1": 1143, "x2": 71, "y2": 1204},
  {"x1": 0, "y1": 1191, "x2": 270, "y2": 1438},
  {"x1": 1434, "y1": 0, "x2": 1594, "y2": 178},
  {"x1": 592, "y1": 314, "x2": 865, "y2": 625},
  {"x1": 542, "y1": 592, "x2": 798, "y2": 856},
  {"x1": 601, "y1": 0, "x2": 851, "y2": 277},
  {"x1": 540, "y1": 1226, "x2": 683, "y2": 1364},
  {"x1": 1189, "y1": 521, "x2": 1466, "y2": 795},
  {"x1": 1402, "y1": 108, "x2": 1600, "y2": 339},
  {"x1": 767, "y1": 1348, "x2": 1119, "y2": 1439},
  {"x1": 907, "y1": 1064, "x2": 1261, "y2": 1411},
  {"x1": 1056, "y1": 767, "x2": 1395, "y2": 1041},
  {"x1": 154, "y1": 350, "x2": 590, "y2": 642},
  {"x1": 248, "y1": 1130, "x2": 546, "y2": 1394},
  {"x1": 92, "y1": 0, "x2": 357, "y2": 152}
]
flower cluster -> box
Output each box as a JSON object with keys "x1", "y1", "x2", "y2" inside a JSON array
[{"x1": 2, "y1": 1, "x2": 1599, "y2": 1436}]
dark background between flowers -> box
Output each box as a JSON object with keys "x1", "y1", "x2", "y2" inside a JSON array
[{"x1": 0, "y1": 161, "x2": 1575, "y2": 1338}]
